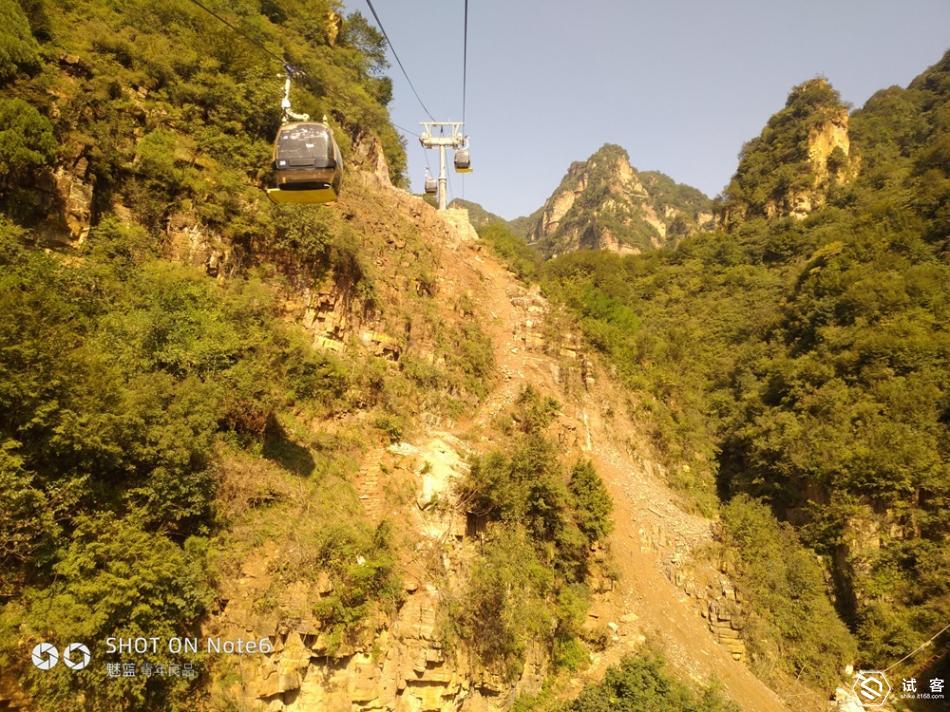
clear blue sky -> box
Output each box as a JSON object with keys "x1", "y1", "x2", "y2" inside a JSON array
[{"x1": 343, "y1": 0, "x2": 950, "y2": 219}]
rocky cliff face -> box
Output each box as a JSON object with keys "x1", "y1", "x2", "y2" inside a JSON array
[
  {"x1": 210, "y1": 431, "x2": 524, "y2": 712},
  {"x1": 210, "y1": 428, "x2": 568, "y2": 711},
  {"x1": 199, "y1": 197, "x2": 614, "y2": 711},
  {"x1": 721, "y1": 78, "x2": 857, "y2": 226},
  {"x1": 525, "y1": 144, "x2": 712, "y2": 258}
]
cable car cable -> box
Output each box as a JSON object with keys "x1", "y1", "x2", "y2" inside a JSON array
[
  {"x1": 392, "y1": 122, "x2": 420, "y2": 138},
  {"x1": 392, "y1": 123, "x2": 434, "y2": 192},
  {"x1": 392, "y1": 121, "x2": 432, "y2": 177},
  {"x1": 883, "y1": 622, "x2": 950, "y2": 673},
  {"x1": 183, "y1": 0, "x2": 288, "y2": 67},
  {"x1": 459, "y1": 0, "x2": 471, "y2": 190},
  {"x1": 364, "y1": 0, "x2": 436, "y2": 121},
  {"x1": 462, "y1": 0, "x2": 469, "y2": 125}
]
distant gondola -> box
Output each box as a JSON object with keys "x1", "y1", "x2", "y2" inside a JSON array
[
  {"x1": 266, "y1": 121, "x2": 343, "y2": 205},
  {"x1": 424, "y1": 171, "x2": 437, "y2": 194},
  {"x1": 454, "y1": 148, "x2": 471, "y2": 173}
]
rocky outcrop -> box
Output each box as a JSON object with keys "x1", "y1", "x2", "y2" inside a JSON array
[
  {"x1": 439, "y1": 208, "x2": 479, "y2": 244},
  {"x1": 526, "y1": 145, "x2": 711, "y2": 258},
  {"x1": 807, "y1": 110, "x2": 851, "y2": 185},
  {"x1": 237, "y1": 588, "x2": 501, "y2": 711},
  {"x1": 831, "y1": 505, "x2": 885, "y2": 624},
  {"x1": 325, "y1": 10, "x2": 342, "y2": 47},
  {"x1": 200, "y1": 207, "x2": 612, "y2": 711},
  {"x1": 445, "y1": 199, "x2": 526, "y2": 236},
  {"x1": 32, "y1": 144, "x2": 96, "y2": 246},
  {"x1": 210, "y1": 431, "x2": 542, "y2": 711},
  {"x1": 722, "y1": 78, "x2": 858, "y2": 226},
  {"x1": 166, "y1": 210, "x2": 237, "y2": 278},
  {"x1": 641, "y1": 517, "x2": 748, "y2": 663},
  {"x1": 352, "y1": 130, "x2": 392, "y2": 186},
  {"x1": 51, "y1": 159, "x2": 95, "y2": 241},
  {"x1": 767, "y1": 107, "x2": 855, "y2": 220}
]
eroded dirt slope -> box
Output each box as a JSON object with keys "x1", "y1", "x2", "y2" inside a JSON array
[{"x1": 451, "y1": 218, "x2": 787, "y2": 712}]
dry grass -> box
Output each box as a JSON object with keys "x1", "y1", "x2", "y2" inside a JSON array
[{"x1": 212, "y1": 447, "x2": 296, "y2": 524}]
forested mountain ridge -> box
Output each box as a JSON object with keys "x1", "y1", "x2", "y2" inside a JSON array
[
  {"x1": 538, "y1": 51, "x2": 949, "y2": 683},
  {"x1": 526, "y1": 144, "x2": 713, "y2": 258},
  {"x1": 445, "y1": 198, "x2": 538, "y2": 239},
  {"x1": 446, "y1": 197, "x2": 514, "y2": 231}
]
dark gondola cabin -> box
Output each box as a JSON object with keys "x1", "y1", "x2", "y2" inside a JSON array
[
  {"x1": 454, "y1": 148, "x2": 472, "y2": 173},
  {"x1": 266, "y1": 122, "x2": 343, "y2": 205},
  {"x1": 424, "y1": 174, "x2": 437, "y2": 194}
]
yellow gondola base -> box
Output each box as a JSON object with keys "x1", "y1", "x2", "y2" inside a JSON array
[{"x1": 266, "y1": 185, "x2": 338, "y2": 205}]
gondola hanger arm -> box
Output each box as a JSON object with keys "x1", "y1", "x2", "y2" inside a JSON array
[{"x1": 280, "y1": 69, "x2": 310, "y2": 123}]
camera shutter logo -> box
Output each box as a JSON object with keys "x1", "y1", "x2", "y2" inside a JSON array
[
  {"x1": 853, "y1": 670, "x2": 892, "y2": 707},
  {"x1": 63, "y1": 642, "x2": 91, "y2": 671},
  {"x1": 31, "y1": 643, "x2": 59, "y2": 670}
]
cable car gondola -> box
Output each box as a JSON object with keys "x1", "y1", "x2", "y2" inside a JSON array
[
  {"x1": 424, "y1": 170, "x2": 437, "y2": 194},
  {"x1": 265, "y1": 68, "x2": 343, "y2": 206},
  {"x1": 266, "y1": 121, "x2": 343, "y2": 205},
  {"x1": 454, "y1": 147, "x2": 471, "y2": 173}
]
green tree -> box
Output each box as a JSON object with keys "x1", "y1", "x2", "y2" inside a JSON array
[
  {"x1": 567, "y1": 648, "x2": 739, "y2": 711},
  {"x1": 720, "y1": 496, "x2": 857, "y2": 687},
  {"x1": 0, "y1": 98, "x2": 56, "y2": 184},
  {"x1": 0, "y1": 0, "x2": 40, "y2": 81},
  {"x1": 458, "y1": 525, "x2": 554, "y2": 679},
  {"x1": 14, "y1": 515, "x2": 210, "y2": 710},
  {"x1": 569, "y1": 460, "x2": 613, "y2": 543}
]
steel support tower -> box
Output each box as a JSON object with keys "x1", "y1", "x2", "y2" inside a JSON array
[{"x1": 419, "y1": 122, "x2": 465, "y2": 210}]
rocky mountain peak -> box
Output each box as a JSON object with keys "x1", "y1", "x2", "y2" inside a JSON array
[
  {"x1": 721, "y1": 77, "x2": 857, "y2": 226},
  {"x1": 565, "y1": 143, "x2": 646, "y2": 194},
  {"x1": 527, "y1": 143, "x2": 711, "y2": 258}
]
